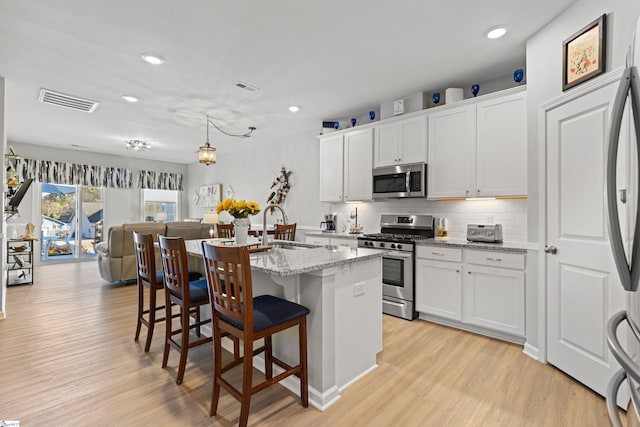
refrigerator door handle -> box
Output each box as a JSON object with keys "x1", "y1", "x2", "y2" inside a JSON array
[
  {"x1": 607, "y1": 368, "x2": 627, "y2": 427},
  {"x1": 607, "y1": 66, "x2": 640, "y2": 291}
]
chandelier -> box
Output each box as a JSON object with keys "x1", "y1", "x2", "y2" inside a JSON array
[
  {"x1": 199, "y1": 115, "x2": 257, "y2": 165},
  {"x1": 125, "y1": 139, "x2": 151, "y2": 151}
]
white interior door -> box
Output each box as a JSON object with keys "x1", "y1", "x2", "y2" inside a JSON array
[{"x1": 546, "y1": 80, "x2": 626, "y2": 397}]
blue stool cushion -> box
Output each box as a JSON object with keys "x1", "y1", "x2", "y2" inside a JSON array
[
  {"x1": 220, "y1": 294, "x2": 310, "y2": 332},
  {"x1": 156, "y1": 270, "x2": 202, "y2": 286},
  {"x1": 166, "y1": 278, "x2": 210, "y2": 304}
]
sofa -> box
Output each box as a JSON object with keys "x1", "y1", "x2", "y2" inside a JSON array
[{"x1": 96, "y1": 221, "x2": 213, "y2": 283}]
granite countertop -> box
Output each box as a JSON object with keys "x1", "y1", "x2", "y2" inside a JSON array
[
  {"x1": 185, "y1": 238, "x2": 385, "y2": 277},
  {"x1": 304, "y1": 231, "x2": 363, "y2": 239},
  {"x1": 416, "y1": 238, "x2": 526, "y2": 253}
]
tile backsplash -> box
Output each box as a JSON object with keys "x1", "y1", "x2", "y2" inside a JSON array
[{"x1": 325, "y1": 198, "x2": 527, "y2": 243}]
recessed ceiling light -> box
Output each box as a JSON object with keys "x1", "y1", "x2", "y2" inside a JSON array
[
  {"x1": 288, "y1": 105, "x2": 300, "y2": 113},
  {"x1": 121, "y1": 95, "x2": 138, "y2": 103},
  {"x1": 486, "y1": 26, "x2": 508, "y2": 39},
  {"x1": 140, "y1": 52, "x2": 165, "y2": 65}
]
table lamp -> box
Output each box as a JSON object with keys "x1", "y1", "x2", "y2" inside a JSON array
[{"x1": 202, "y1": 212, "x2": 219, "y2": 238}]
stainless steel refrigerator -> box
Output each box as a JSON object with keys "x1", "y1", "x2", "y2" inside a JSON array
[{"x1": 606, "y1": 15, "x2": 640, "y2": 427}]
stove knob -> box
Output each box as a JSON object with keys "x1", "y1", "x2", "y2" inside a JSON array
[
  {"x1": 366, "y1": 241, "x2": 372, "y2": 247},
  {"x1": 379, "y1": 242, "x2": 385, "y2": 248},
  {"x1": 397, "y1": 244, "x2": 403, "y2": 250},
  {"x1": 390, "y1": 244, "x2": 396, "y2": 249}
]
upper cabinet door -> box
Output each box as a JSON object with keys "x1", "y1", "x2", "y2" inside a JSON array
[
  {"x1": 427, "y1": 105, "x2": 476, "y2": 199},
  {"x1": 476, "y1": 92, "x2": 527, "y2": 197},
  {"x1": 344, "y1": 128, "x2": 373, "y2": 201},
  {"x1": 398, "y1": 115, "x2": 427, "y2": 165},
  {"x1": 373, "y1": 122, "x2": 400, "y2": 168},
  {"x1": 319, "y1": 134, "x2": 344, "y2": 202},
  {"x1": 374, "y1": 116, "x2": 427, "y2": 168}
]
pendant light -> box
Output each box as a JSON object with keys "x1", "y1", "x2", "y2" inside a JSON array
[{"x1": 199, "y1": 116, "x2": 217, "y2": 165}]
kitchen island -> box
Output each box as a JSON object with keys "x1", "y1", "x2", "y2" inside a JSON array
[{"x1": 185, "y1": 239, "x2": 385, "y2": 410}]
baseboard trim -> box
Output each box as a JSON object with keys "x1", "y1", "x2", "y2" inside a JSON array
[
  {"x1": 523, "y1": 343, "x2": 540, "y2": 361},
  {"x1": 0, "y1": 311, "x2": 5, "y2": 320},
  {"x1": 220, "y1": 336, "x2": 339, "y2": 411},
  {"x1": 339, "y1": 364, "x2": 378, "y2": 392}
]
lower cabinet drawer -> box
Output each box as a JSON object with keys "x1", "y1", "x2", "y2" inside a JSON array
[
  {"x1": 464, "y1": 249, "x2": 525, "y2": 270},
  {"x1": 416, "y1": 245, "x2": 463, "y2": 262}
]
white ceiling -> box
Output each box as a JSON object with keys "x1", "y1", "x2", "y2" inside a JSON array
[{"x1": 0, "y1": 0, "x2": 575, "y2": 164}]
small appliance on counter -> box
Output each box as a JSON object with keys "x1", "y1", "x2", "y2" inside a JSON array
[
  {"x1": 320, "y1": 213, "x2": 337, "y2": 233},
  {"x1": 435, "y1": 217, "x2": 449, "y2": 239},
  {"x1": 466, "y1": 224, "x2": 503, "y2": 243}
]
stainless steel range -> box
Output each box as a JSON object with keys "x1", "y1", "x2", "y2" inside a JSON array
[{"x1": 358, "y1": 214, "x2": 434, "y2": 320}]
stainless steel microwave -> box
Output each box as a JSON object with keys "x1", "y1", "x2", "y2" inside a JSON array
[{"x1": 372, "y1": 163, "x2": 427, "y2": 199}]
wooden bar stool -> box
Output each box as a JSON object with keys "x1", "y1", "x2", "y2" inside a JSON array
[
  {"x1": 158, "y1": 235, "x2": 212, "y2": 385},
  {"x1": 133, "y1": 232, "x2": 166, "y2": 352},
  {"x1": 274, "y1": 223, "x2": 296, "y2": 241},
  {"x1": 133, "y1": 232, "x2": 202, "y2": 352},
  {"x1": 216, "y1": 223, "x2": 234, "y2": 238},
  {"x1": 202, "y1": 242, "x2": 309, "y2": 427}
]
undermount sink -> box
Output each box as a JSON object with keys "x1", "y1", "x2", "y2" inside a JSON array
[{"x1": 269, "y1": 242, "x2": 320, "y2": 251}]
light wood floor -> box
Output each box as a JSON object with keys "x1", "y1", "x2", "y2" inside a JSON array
[{"x1": 0, "y1": 261, "x2": 623, "y2": 426}]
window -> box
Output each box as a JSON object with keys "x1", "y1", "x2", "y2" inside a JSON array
[{"x1": 40, "y1": 184, "x2": 104, "y2": 261}]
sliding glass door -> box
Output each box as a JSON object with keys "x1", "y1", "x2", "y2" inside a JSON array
[{"x1": 41, "y1": 184, "x2": 104, "y2": 261}]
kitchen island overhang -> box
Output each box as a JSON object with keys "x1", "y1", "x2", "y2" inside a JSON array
[{"x1": 185, "y1": 239, "x2": 385, "y2": 410}]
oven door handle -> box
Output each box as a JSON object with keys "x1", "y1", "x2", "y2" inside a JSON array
[
  {"x1": 384, "y1": 251, "x2": 413, "y2": 259},
  {"x1": 383, "y1": 299, "x2": 406, "y2": 308}
]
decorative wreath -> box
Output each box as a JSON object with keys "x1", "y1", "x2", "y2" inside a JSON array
[{"x1": 267, "y1": 166, "x2": 292, "y2": 205}]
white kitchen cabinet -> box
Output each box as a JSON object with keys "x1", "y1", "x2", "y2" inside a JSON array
[
  {"x1": 415, "y1": 245, "x2": 526, "y2": 340},
  {"x1": 415, "y1": 246, "x2": 463, "y2": 321},
  {"x1": 427, "y1": 88, "x2": 526, "y2": 199},
  {"x1": 476, "y1": 92, "x2": 527, "y2": 197},
  {"x1": 415, "y1": 258, "x2": 462, "y2": 321},
  {"x1": 374, "y1": 116, "x2": 427, "y2": 168},
  {"x1": 462, "y1": 249, "x2": 525, "y2": 336},
  {"x1": 427, "y1": 104, "x2": 476, "y2": 198},
  {"x1": 343, "y1": 128, "x2": 373, "y2": 201},
  {"x1": 462, "y1": 264, "x2": 525, "y2": 336},
  {"x1": 319, "y1": 134, "x2": 344, "y2": 202}
]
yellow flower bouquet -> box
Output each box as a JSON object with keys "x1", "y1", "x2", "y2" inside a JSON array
[{"x1": 216, "y1": 198, "x2": 260, "y2": 219}]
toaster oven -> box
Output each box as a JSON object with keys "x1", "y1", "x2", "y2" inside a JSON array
[{"x1": 467, "y1": 224, "x2": 503, "y2": 243}]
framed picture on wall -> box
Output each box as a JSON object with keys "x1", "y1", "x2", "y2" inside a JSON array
[
  {"x1": 195, "y1": 184, "x2": 222, "y2": 208},
  {"x1": 562, "y1": 14, "x2": 606, "y2": 91}
]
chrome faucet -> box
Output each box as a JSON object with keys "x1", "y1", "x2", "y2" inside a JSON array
[{"x1": 262, "y1": 203, "x2": 288, "y2": 246}]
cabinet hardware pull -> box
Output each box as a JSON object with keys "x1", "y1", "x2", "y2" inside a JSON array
[
  {"x1": 456, "y1": 269, "x2": 459, "y2": 273},
  {"x1": 486, "y1": 257, "x2": 502, "y2": 262},
  {"x1": 432, "y1": 252, "x2": 445, "y2": 256}
]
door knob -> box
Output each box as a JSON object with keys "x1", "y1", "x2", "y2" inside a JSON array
[{"x1": 544, "y1": 245, "x2": 558, "y2": 254}]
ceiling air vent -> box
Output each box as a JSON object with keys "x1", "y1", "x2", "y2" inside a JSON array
[
  {"x1": 38, "y1": 88, "x2": 100, "y2": 113},
  {"x1": 234, "y1": 81, "x2": 259, "y2": 92}
]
